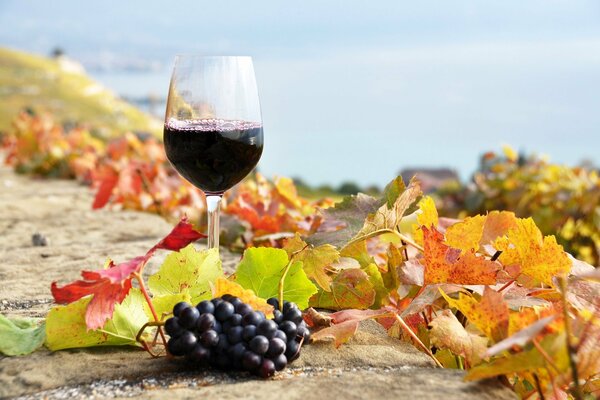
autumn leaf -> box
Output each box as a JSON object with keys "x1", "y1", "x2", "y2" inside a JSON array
[
  {"x1": 422, "y1": 226, "x2": 499, "y2": 285},
  {"x1": 148, "y1": 246, "x2": 222, "y2": 304},
  {"x1": 92, "y1": 164, "x2": 118, "y2": 209},
  {"x1": 445, "y1": 215, "x2": 486, "y2": 253},
  {"x1": 354, "y1": 177, "x2": 421, "y2": 239},
  {"x1": 310, "y1": 308, "x2": 390, "y2": 347},
  {"x1": 45, "y1": 289, "x2": 149, "y2": 351},
  {"x1": 283, "y1": 234, "x2": 340, "y2": 291},
  {"x1": 486, "y1": 315, "x2": 556, "y2": 357},
  {"x1": 440, "y1": 287, "x2": 509, "y2": 342},
  {"x1": 235, "y1": 247, "x2": 318, "y2": 310},
  {"x1": 212, "y1": 277, "x2": 274, "y2": 318},
  {"x1": 412, "y1": 196, "x2": 439, "y2": 245},
  {"x1": 494, "y1": 217, "x2": 571, "y2": 287},
  {"x1": 0, "y1": 315, "x2": 45, "y2": 356},
  {"x1": 429, "y1": 309, "x2": 488, "y2": 365},
  {"x1": 51, "y1": 217, "x2": 205, "y2": 329},
  {"x1": 310, "y1": 268, "x2": 375, "y2": 310}
]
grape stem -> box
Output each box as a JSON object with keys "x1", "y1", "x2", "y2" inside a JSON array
[
  {"x1": 133, "y1": 272, "x2": 168, "y2": 353},
  {"x1": 278, "y1": 244, "x2": 310, "y2": 312},
  {"x1": 391, "y1": 312, "x2": 443, "y2": 368}
]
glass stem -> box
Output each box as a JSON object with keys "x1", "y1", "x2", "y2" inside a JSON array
[{"x1": 206, "y1": 195, "x2": 222, "y2": 251}]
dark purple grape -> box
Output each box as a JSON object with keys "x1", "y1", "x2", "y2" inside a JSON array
[
  {"x1": 283, "y1": 308, "x2": 303, "y2": 325},
  {"x1": 256, "y1": 319, "x2": 278, "y2": 338},
  {"x1": 229, "y1": 313, "x2": 243, "y2": 326},
  {"x1": 282, "y1": 301, "x2": 296, "y2": 313},
  {"x1": 235, "y1": 302, "x2": 253, "y2": 316},
  {"x1": 242, "y1": 351, "x2": 262, "y2": 371},
  {"x1": 297, "y1": 323, "x2": 311, "y2": 342},
  {"x1": 227, "y1": 326, "x2": 244, "y2": 344},
  {"x1": 173, "y1": 301, "x2": 190, "y2": 317},
  {"x1": 285, "y1": 339, "x2": 300, "y2": 361},
  {"x1": 211, "y1": 297, "x2": 224, "y2": 307},
  {"x1": 213, "y1": 320, "x2": 222, "y2": 334},
  {"x1": 221, "y1": 294, "x2": 237, "y2": 302},
  {"x1": 273, "y1": 329, "x2": 287, "y2": 342},
  {"x1": 249, "y1": 335, "x2": 269, "y2": 355},
  {"x1": 272, "y1": 309, "x2": 283, "y2": 324},
  {"x1": 200, "y1": 330, "x2": 219, "y2": 347},
  {"x1": 242, "y1": 325, "x2": 257, "y2": 342},
  {"x1": 167, "y1": 337, "x2": 185, "y2": 356},
  {"x1": 179, "y1": 306, "x2": 200, "y2": 329},
  {"x1": 196, "y1": 300, "x2": 215, "y2": 315},
  {"x1": 229, "y1": 342, "x2": 247, "y2": 365},
  {"x1": 216, "y1": 333, "x2": 229, "y2": 352},
  {"x1": 258, "y1": 358, "x2": 276, "y2": 378},
  {"x1": 266, "y1": 297, "x2": 279, "y2": 310},
  {"x1": 178, "y1": 330, "x2": 198, "y2": 353},
  {"x1": 242, "y1": 311, "x2": 265, "y2": 326},
  {"x1": 272, "y1": 354, "x2": 287, "y2": 371},
  {"x1": 215, "y1": 301, "x2": 235, "y2": 322},
  {"x1": 279, "y1": 320, "x2": 297, "y2": 338},
  {"x1": 164, "y1": 317, "x2": 183, "y2": 338},
  {"x1": 187, "y1": 344, "x2": 211, "y2": 365},
  {"x1": 196, "y1": 313, "x2": 216, "y2": 332},
  {"x1": 230, "y1": 297, "x2": 243, "y2": 309},
  {"x1": 266, "y1": 337, "x2": 286, "y2": 357}
]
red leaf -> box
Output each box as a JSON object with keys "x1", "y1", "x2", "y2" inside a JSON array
[
  {"x1": 50, "y1": 217, "x2": 205, "y2": 329},
  {"x1": 92, "y1": 165, "x2": 118, "y2": 209},
  {"x1": 151, "y1": 216, "x2": 206, "y2": 251},
  {"x1": 310, "y1": 308, "x2": 390, "y2": 347},
  {"x1": 51, "y1": 258, "x2": 143, "y2": 329}
]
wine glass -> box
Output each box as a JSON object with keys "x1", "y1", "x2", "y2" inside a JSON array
[{"x1": 164, "y1": 56, "x2": 263, "y2": 250}]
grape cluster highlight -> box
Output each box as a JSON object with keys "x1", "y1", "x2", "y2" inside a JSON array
[{"x1": 164, "y1": 295, "x2": 310, "y2": 378}]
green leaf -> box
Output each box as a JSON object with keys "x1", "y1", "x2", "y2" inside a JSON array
[
  {"x1": 144, "y1": 292, "x2": 192, "y2": 321},
  {"x1": 310, "y1": 268, "x2": 375, "y2": 310},
  {"x1": 45, "y1": 288, "x2": 149, "y2": 351},
  {"x1": 0, "y1": 314, "x2": 45, "y2": 356},
  {"x1": 383, "y1": 176, "x2": 406, "y2": 209},
  {"x1": 148, "y1": 245, "x2": 222, "y2": 304},
  {"x1": 235, "y1": 247, "x2": 318, "y2": 310},
  {"x1": 363, "y1": 263, "x2": 389, "y2": 308}
]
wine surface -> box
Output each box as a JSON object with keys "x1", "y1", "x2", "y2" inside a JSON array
[{"x1": 164, "y1": 119, "x2": 263, "y2": 194}]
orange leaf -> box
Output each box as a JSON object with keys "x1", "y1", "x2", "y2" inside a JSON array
[
  {"x1": 422, "y1": 226, "x2": 499, "y2": 285},
  {"x1": 440, "y1": 287, "x2": 509, "y2": 342},
  {"x1": 212, "y1": 277, "x2": 274, "y2": 318}
]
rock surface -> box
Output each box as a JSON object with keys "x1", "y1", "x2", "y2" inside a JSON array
[{"x1": 0, "y1": 165, "x2": 516, "y2": 399}]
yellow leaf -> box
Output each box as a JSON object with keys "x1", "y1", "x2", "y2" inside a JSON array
[
  {"x1": 445, "y1": 215, "x2": 486, "y2": 253},
  {"x1": 440, "y1": 287, "x2": 509, "y2": 342},
  {"x1": 502, "y1": 145, "x2": 518, "y2": 162},
  {"x1": 494, "y1": 218, "x2": 571, "y2": 287},
  {"x1": 284, "y1": 234, "x2": 340, "y2": 291},
  {"x1": 412, "y1": 196, "x2": 439, "y2": 245},
  {"x1": 212, "y1": 277, "x2": 274, "y2": 318},
  {"x1": 429, "y1": 309, "x2": 488, "y2": 365}
]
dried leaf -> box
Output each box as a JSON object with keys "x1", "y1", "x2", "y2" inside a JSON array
[
  {"x1": 310, "y1": 269, "x2": 375, "y2": 310},
  {"x1": 429, "y1": 309, "x2": 488, "y2": 365},
  {"x1": 284, "y1": 234, "x2": 340, "y2": 291},
  {"x1": 213, "y1": 277, "x2": 274, "y2": 318}
]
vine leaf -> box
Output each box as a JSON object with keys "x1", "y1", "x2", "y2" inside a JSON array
[
  {"x1": 148, "y1": 246, "x2": 222, "y2": 304},
  {"x1": 0, "y1": 315, "x2": 45, "y2": 356},
  {"x1": 422, "y1": 226, "x2": 499, "y2": 285},
  {"x1": 429, "y1": 309, "x2": 488, "y2": 365},
  {"x1": 310, "y1": 268, "x2": 375, "y2": 310},
  {"x1": 494, "y1": 218, "x2": 571, "y2": 287},
  {"x1": 45, "y1": 289, "x2": 149, "y2": 351},
  {"x1": 235, "y1": 247, "x2": 318, "y2": 310},
  {"x1": 412, "y1": 196, "x2": 439, "y2": 245},
  {"x1": 309, "y1": 309, "x2": 390, "y2": 347},
  {"x1": 51, "y1": 217, "x2": 205, "y2": 329},
  {"x1": 283, "y1": 234, "x2": 340, "y2": 291},
  {"x1": 212, "y1": 277, "x2": 274, "y2": 318}
]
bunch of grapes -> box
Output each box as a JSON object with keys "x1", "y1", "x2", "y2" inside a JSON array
[{"x1": 164, "y1": 295, "x2": 310, "y2": 378}]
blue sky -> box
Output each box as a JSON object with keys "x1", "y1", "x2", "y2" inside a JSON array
[{"x1": 1, "y1": 1, "x2": 599, "y2": 186}]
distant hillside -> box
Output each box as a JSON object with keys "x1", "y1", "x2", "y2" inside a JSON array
[{"x1": 0, "y1": 47, "x2": 160, "y2": 137}]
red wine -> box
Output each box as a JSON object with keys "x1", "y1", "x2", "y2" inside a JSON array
[{"x1": 164, "y1": 119, "x2": 263, "y2": 194}]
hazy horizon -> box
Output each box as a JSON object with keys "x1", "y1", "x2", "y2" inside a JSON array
[{"x1": 1, "y1": 0, "x2": 599, "y2": 187}]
